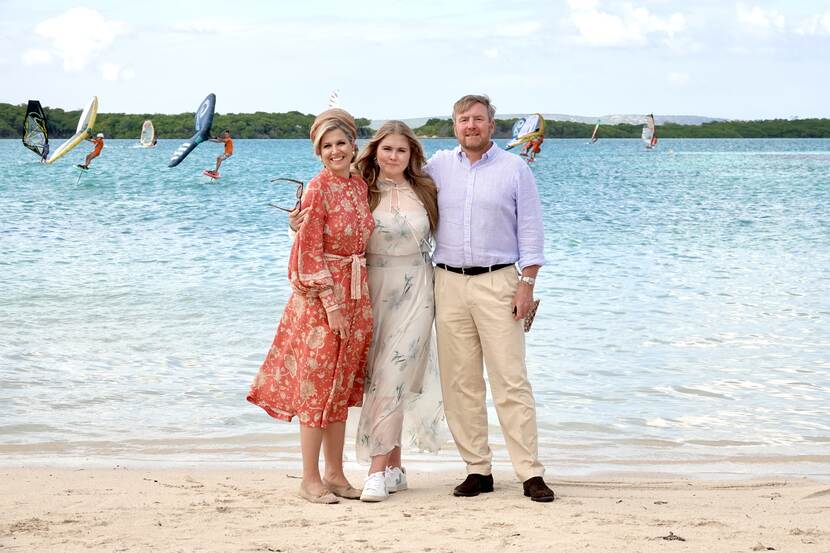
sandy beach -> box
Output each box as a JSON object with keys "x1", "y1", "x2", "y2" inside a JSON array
[{"x1": 1, "y1": 467, "x2": 828, "y2": 552}]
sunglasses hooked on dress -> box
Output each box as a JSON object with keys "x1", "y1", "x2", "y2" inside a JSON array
[{"x1": 268, "y1": 177, "x2": 304, "y2": 212}]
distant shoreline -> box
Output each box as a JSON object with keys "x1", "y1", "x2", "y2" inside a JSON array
[{"x1": 3, "y1": 102, "x2": 830, "y2": 139}]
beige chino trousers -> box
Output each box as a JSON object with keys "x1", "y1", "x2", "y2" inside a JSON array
[{"x1": 434, "y1": 266, "x2": 545, "y2": 482}]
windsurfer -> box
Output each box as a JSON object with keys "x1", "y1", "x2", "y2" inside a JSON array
[
  {"x1": 526, "y1": 136, "x2": 543, "y2": 162},
  {"x1": 79, "y1": 133, "x2": 104, "y2": 169},
  {"x1": 209, "y1": 130, "x2": 233, "y2": 174}
]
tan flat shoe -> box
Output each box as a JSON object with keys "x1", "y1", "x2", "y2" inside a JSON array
[
  {"x1": 298, "y1": 486, "x2": 339, "y2": 504},
  {"x1": 323, "y1": 479, "x2": 362, "y2": 500}
]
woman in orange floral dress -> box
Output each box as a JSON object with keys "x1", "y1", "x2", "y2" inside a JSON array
[{"x1": 247, "y1": 109, "x2": 375, "y2": 504}]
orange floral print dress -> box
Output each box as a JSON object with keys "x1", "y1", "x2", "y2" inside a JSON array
[{"x1": 247, "y1": 168, "x2": 375, "y2": 428}]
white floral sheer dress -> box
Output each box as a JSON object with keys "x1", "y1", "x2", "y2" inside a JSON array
[{"x1": 355, "y1": 179, "x2": 448, "y2": 463}]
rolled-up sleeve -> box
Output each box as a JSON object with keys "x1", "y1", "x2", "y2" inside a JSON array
[{"x1": 515, "y1": 162, "x2": 546, "y2": 270}]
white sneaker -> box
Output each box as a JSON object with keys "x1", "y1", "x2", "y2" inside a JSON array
[
  {"x1": 385, "y1": 466, "x2": 408, "y2": 493},
  {"x1": 360, "y1": 471, "x2": 388, "y2": 502}
]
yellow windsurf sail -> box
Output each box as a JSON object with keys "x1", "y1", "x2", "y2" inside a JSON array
[
  {"x1": 46, "y1": 96, "x2": 98, "y2": 164},
  {"x1": 506, "y1": 113, "x2": 545, "y2": 149}
]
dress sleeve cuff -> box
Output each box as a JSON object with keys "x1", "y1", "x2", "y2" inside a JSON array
[{"x1": 320, "y1": 288, "x2": 339, "y2": 312}]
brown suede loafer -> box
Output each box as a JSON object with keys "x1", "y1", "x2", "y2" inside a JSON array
[
  {"x1": 453, "y1": 473, "x2": 494, "y2": 497},
  {"x1": 523, "y1": 476, "x2": 555, "y2": 502}
]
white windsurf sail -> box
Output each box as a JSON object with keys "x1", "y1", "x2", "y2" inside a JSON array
[
  {"x1": 642, "y1": 113, "x2": 657, "y2": 149},
  {"x1": 139, "y1": 120, "x2": 155, "y2": 147},
  {"x1": 590, "y1": 120, "x2": 600, "y2": 144},
  {"x1": 328, "y1": 89, "x2": 341, "y2": 108}
]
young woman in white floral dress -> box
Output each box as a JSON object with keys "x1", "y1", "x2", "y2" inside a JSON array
[
  {"x1": 354, "y1": 121, "x2": 446, "y2": 501},
  {"x1": 292, "y1": 121, "x2": 446, "y2": 502}
]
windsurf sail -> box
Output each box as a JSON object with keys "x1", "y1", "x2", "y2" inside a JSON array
[
  {"x1": 23, "y1": 100, "x2": 49, "y2": 161},
  {"x1": 46, "y1": 96, "x2": 98, "y2": 164},
  {"x1": 328, "y1": 89, "x2": 341, "y2": 108},
  {"x1": 169, "y1": 93, "x2": 216, "y2": 168},
  {"x1": 590, "y1": 120, "x2": 600, "y2": 144},
  {"x1": 506, "y1": 113, "x2": 545, "y2": 150},
  {"x1": 139, "y1": 120, "x2": 155, "y2": 148},
  {"x1": 642, "y1": 113, "x2": 657, "y2": 149}
]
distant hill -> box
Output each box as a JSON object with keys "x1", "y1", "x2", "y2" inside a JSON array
[
  {"x1": 410, "y1": 117, "x2": 830, "y2": 139},
  {"x1": 370, "y1": 114, "x2": 726, "y2": 129}
]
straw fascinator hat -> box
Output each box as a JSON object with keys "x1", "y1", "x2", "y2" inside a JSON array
[{"x1": 309, "y1": 108, "x2": 358, "y2": 159}]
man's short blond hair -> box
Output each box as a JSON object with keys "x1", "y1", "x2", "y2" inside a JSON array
[{"x1": 452, "y1": 94, "x2": 496, "y2": 122}]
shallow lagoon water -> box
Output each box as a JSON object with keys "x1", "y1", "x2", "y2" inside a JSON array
[{"x1": 1, "y1": 137, "x2": 828, "y2": 478}]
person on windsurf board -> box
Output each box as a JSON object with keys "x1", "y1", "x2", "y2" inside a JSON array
[
  {"x1": 78, "y1": 133, "x2": 104, "y2": 169},
  {"x1": 207, "y1": 130, "x2": 233, "y2": 176},
  {"x1": 522, "y1": 135, "x2": 544, "y2": 162}
]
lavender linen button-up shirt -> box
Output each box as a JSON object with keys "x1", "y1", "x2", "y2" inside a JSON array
[{"x1": 426, "y1": 142, "x2": 546, "y2": 271}]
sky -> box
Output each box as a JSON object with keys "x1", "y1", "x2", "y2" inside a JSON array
[{"x1": 1, "y1": 0, "x2": 829, "y2": 120}]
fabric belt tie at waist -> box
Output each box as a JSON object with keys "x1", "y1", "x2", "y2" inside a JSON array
[
  {"x1": 436, "y1": 262, "x2": 514, "y2": 276},
  {"x1": 324, "y1": 253, "x2": 367, "y2": 299}
]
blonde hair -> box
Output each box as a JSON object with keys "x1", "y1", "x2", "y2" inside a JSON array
[
  {"x1": 309, "y1": 108, "x2": 358, "y2": 160},
  {"x1": 354, "y1": 121, "x2": 438, "y2": 233},
  {"x1": 452, "y1": 94, "x2": 496, "y2": 122}
]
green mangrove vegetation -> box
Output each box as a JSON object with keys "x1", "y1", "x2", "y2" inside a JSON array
[{"x1": 2, "y1": 102, "x2": 829, "y2": 139}]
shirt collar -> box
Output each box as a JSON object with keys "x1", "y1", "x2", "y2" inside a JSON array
[{"x1": 454, "y1": 141, "x2": 500, "y2": 163}]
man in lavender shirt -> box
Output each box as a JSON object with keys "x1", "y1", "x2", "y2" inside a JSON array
[{"x1": 426, "y1": 94, "x2": 554, "y2": 502}]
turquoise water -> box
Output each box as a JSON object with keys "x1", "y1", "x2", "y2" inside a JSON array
[{"x1": 1, "y1": 138, "x2": 828, "y2": 478}]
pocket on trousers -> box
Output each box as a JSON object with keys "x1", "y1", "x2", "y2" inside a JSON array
[{"x1": 499, "y1": 268, "x2": 519, "y2": 303}]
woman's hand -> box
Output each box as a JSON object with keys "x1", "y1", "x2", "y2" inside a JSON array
[
  {"x1": 288, "y1": 206, "x2": 311, "y2": 232},
  {"x1": 326, "y1": 308, "x2": 349, "y2": 339}
]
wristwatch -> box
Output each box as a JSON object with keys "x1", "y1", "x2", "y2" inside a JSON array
[{"x1": 518, "y1": 275, "x2": 536, "y2": 286}]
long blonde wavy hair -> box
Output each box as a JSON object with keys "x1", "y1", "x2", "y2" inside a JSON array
[{"x1": 354, "y1": 121, "x2": 438, "y2": 233}]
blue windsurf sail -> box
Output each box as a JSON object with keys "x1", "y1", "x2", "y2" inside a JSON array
[{"x1": 168, "y1": 93, "x2": 216, "y2": 167}]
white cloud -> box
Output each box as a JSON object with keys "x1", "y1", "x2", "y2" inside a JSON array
[
  {"x1": 100, "y1": 62, "x2": 135, "y2": 81},
  {"x1": 34, "y1": 7, "x2": 127, "y2": 71},
  {"x1": 795, "y1": 11, "x2": 830, "y2": 36},
  {"x1": 22, "y1": 49, "x2": 52, "y2": 65},
  {"x1": 567, "y1": 1, "x2": 686, "y2": 47},
  {"x1": 483, "y1": 48, "x2": 499, "y2": 59},
  {"x1": 668, "y1": 71, "x2": 690, "y2": 86},
  {"x1": 736, "y1": 3, "x2": 786, "y2": 32}
]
